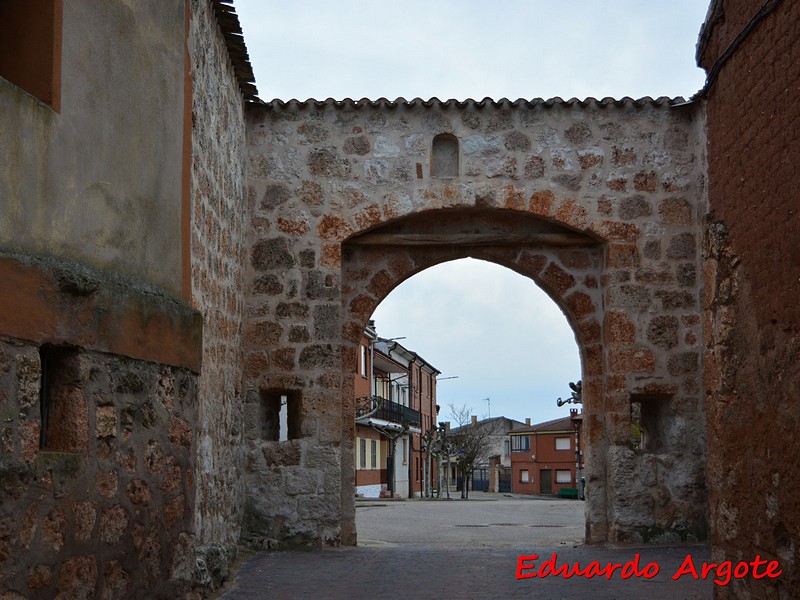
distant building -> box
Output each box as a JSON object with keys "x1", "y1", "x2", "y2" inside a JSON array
[
  {"x1": 354, "y1": 322, "x2": 440, "y2": 498},
  {"x1": 509, "y1": 411, "x2": 582, "y2": 496},
  {"x1": 445, "y1": 415, "x2": 526, "y2": 492}
]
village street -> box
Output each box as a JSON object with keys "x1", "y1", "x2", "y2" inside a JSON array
[
  {"x1": 356, "y1": 492, "x2": 585, "y2": 547},
  {"x1": 216, "y1": 495, "x2": 713, "y2": 599}
]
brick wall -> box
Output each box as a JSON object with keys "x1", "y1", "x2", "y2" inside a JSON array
[{"x1": 699, "y1": 0, "x2": 800, "y2": 597}]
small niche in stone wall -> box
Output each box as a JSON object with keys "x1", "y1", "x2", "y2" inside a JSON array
[
  {"x1": 261, "y1": 389, "x2": 302, "y2": 441},
  {"x1": 630, "y1": 394, "x2": 669, "y2": 453},
  {"x1": 431, "y1": 133, "x2": 459, "y2": 178},
  {"x1": 39, "y1": 344, "x2": 88, "y2": 453}
]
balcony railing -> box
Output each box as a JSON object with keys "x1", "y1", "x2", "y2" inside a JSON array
[{"x1": 355, "y1": 395, "x2": 420, "y2": 429}]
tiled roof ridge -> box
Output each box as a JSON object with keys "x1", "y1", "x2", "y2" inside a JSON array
[
  {"x1": 254, "y1": 95, "x2": 691, "y2": 109},
  {"x1": 511, "y1": 414, "x2": 575, "y2": 433}
]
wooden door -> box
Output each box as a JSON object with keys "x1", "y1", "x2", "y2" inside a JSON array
[{"x1": 540, "y1": 469, "x2": 552, "y2": 494}]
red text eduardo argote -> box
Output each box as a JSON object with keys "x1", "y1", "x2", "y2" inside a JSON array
[{"x1": 516, "y1": 552, "x2": 781, "y2": 586}]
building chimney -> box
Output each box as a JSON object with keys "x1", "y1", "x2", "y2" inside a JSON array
[
  {"x1": 471, "y1": 415, "x2": 478, "y2": 425},
  {"x1": 525, "y1": 418, "x2": 531, "y2": 426}
]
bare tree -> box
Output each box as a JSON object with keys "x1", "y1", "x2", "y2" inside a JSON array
[{"x1": 447, "y1": 403, "x2": 499, "y2": 499}]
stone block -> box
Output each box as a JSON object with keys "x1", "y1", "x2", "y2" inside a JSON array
[
  {"x1": 284, "y1": 467, "x2": 321, "y2": 496},
  {"x1": 667, "y1": 352, "x2": 699, "y2": 375},
  {"x1": 343, "y1": 136, "x2": 370, "y2": 155},
  {"x1": 618, "y1": 195, "x2": 652, "y2": 220},
  {"x1": 251, "y1": 238, "x2": 295, "y2": 271},
  {"x1": 608, "y1": 347, "x2": 656, "y2": 373},
  {"x1": 604, "y1": 311, "x2": 636, "y2": 344},
  {"x1": 647, "y1": 316, "x2": 679, "y2": 349},
  {"x1": 27, "y1": 564, "x2": 52, "y2": 591},
  {"x1": 73, "y1": 501, "x2": 97, "y2": 543},
  {"x1": 541, "y1": 263, "x2": 575, "y2": 296},
  {"x1": 665, "y1": 232, "x2": 695, "y2": 260},
  {"x1": 54, "y1": 555, "x2": 97, "y2": 600},
  {"x1": 99, "y1": 505, "x2": 128, "y2": 544},
  {"x1": 101, "y1": 560, "x2": 130, "y2": 600},
  {"x1": 307, "y1": 147, "x2": 351, "y2": 178},
  {"x1": 126, "y1": 480, "x2": 152, "y2": 506}
]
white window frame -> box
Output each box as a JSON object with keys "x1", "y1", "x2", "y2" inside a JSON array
[
  {"x1": 511, "y1": 435, "x2": 531, "y2": 452},
  {"x1": 370, "y1": 439, "x2": 377, "y2": 469},
  {"x1": 359, "y1": 438, "x2": 366, "y2": 469},
  {"x1": 360, "y1": 345, "x2": 367, "y2": 377},
  {"x1": 520, "y1": 469, "x2": 530, "y2": 483},
  {"x1": 555, "y1": 436, "x2": 571, "y2": 451},
  {"x1": 556, "y1": 470, "x2": 572, "y2": 484}
]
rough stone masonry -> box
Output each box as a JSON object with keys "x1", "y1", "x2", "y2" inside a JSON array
[{"x1": 240, "y1": 96, "x2": 708, "y2": 547}]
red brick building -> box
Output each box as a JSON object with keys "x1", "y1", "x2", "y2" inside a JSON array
[
  {"x1": 354, "y1": 322, "x2": 440, "y2": 497},
  {"x1": 509, "y1": 412, "x2": 582, "y2": 496}
]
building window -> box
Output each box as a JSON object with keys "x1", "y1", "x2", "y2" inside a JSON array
[
  {"x1": 504, "y1": 440, "x2": 510, "y2": 456},
  {"x1": 556, "y1": 470, "x2": 572, "y2": 484},
  {"x1": 431, "y1": 133, "x2": 459, "y2": 177},
  {"x1": 370, "y1": 439, "x2": 377, "y2": 469},
  {"x1": 555, "y1": 437, "x2": 571, "y2": 451},
  {"x1": 511, "y1": 435, "x2": 531, "y2": 452},
  {"x1": 360, "y1": 439, "x2": 367, "y2": 469},
  {"x1": 520, "y1": 469, "x2": 530, "y2": 483},
  {"x1": 360, "y1": 345, "x2": 367, "y2": 378},
  {"x1": 402, "y1": 437, "x2": 408, "y2": 464},
  {"x1": 0, "y1": 0, "x2": 62, "y2": 110}
]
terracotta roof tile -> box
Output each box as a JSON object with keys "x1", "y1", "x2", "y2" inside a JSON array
[
  {"x1": 254, "y1": 96, "x2": 689, "y2": 109},
  {"x1": 510, "y1": 415, "x2": 576, "y2": 434},
  {"x1": 213, "y1": 1, "x2": 259, "y2": 102}
]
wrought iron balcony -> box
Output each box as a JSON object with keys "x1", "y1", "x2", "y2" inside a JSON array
[{"x1": 355, "y1": 395, "x2": 421, "y2": 429}]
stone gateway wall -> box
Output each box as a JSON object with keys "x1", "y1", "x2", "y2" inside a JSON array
[
  {"x1": 242, "y1": 97, "x2": 708, "y2": 547},
  {"x1": 188, "y1": 0, "x2": 248, "y2": 584}
]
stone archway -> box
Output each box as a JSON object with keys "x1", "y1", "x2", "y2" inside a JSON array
[
  {"x1": 340, "y1": 207, "x2": 606, "y2": 541},
  {"x1": 241, "y1": 97, "x2": 707, "y2": 548}
]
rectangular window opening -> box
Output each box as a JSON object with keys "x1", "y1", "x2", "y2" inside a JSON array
[
  {"x1": 261, "y1": 389, "x2": 303, "y2": 441},
  {"x1": 520, "y1": 469, "x2": 529, "y2": 483},
  {"x1": 39, "y1": 344, "x2": 85, "y2": 453},
  {"x1": 630, "y1": 394, "x2": 670, "y2": 452},
  {"x1": 359, "y1": 438, "x2": 367, "y2": 469},
  {"x1": 555, "y1": 436, "x2": 571, "y2": 451},
  {"x1": 370, "y1": 439, "x2": 377, "y2": 469}
]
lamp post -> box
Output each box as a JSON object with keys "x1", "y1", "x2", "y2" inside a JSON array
[{"x1": 557, "y1": 380, "x2": 583, "y2": 500}]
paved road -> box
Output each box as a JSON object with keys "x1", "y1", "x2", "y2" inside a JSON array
[
  {"x1": 216, "y1": 495, "x2": 713, "y2": 599},
  {"x1": 356, "y1": 493, "x2": 585, "y2": 547}
]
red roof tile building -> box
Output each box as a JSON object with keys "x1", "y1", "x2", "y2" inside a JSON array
[{"x1": 509, "y1": 410, "x2": 583, "y2": 497}]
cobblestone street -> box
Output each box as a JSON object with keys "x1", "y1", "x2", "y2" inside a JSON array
[{"x1": 217, "y1": 496, "x2": 713, "y2": 599}]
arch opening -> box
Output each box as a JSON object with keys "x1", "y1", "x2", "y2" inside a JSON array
[{"x1": 352, "y1": 257, "x2": 587, "y2": 547}]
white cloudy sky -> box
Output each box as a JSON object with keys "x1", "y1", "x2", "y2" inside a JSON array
[{"x1": 235, "y1": 0, "x2": 710, "y2": 424}]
